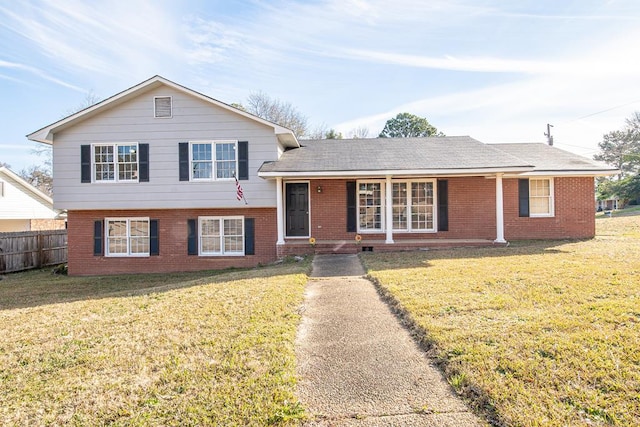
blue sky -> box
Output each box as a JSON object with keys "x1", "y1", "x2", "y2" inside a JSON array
[{"x1": 2, "y1": 0, "x2": 640, "y2": 172}]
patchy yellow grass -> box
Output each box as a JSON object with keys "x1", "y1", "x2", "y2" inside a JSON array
[
  {"x1": 0, "y1": 261, "x2": 310, "y2": 426},
  {"x1": 363, "y1": 215, "x2": 640, "y2": 427}
]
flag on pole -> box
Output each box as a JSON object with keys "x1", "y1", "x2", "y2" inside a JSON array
[{"x1": 235, "y1": 175, "x2": 247, "y2": 204}]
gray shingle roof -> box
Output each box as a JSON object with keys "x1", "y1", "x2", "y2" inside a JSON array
[
  {"x1": 259, "y1": 136, "x2": 532, "y2": 175},
  {"x1": 489, "y1": 143, "x2": 616, "y2": 173},
  {"x1": 258, "y1": 137, "x2": 618, "y2": 177}
]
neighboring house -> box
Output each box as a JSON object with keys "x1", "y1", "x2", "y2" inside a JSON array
[
  {"x1": 27, "y1": 76, "x2": 618, "y2": 276},
  {"x1": 596, "y1": 198, "x2": 619, "y2": 212},
  {"x1": 0, "y1": 167, "x2": 64, "y2": 232}
]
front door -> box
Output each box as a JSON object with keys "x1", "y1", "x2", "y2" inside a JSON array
[{"x1": 286, "y1": 182, "x2": 309, "y2": 237}]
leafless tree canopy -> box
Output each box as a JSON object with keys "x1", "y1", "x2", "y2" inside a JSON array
[{"x1": 245, "y1": 91, "x2": 309, "y2": 138}]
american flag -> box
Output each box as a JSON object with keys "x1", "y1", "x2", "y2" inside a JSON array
[{"x1": 235, "y1": 175, "x2": 247, "y2": 204}]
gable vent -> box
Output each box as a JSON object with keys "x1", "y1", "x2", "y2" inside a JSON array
[{"x1": 154, "y1": 96, "x2": 172, "y2": 118}]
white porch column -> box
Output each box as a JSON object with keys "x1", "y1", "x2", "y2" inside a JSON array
[
  {"x1": 276, "y1": 177, "x2": 285, "y2": 245},
  {"x1": 494, "y1": 173, "x2": 507, "y2": 244},
  {"x1": 385, "y1": 175, "x2": 394, "y2": 244}
]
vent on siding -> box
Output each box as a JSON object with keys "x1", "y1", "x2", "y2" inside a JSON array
[
  {"x1": 0, "y1": 181, "x2": 4, "y2": 197},
  {"x1": 154, "y1": 96, "x2": 172, "y2": 118}
]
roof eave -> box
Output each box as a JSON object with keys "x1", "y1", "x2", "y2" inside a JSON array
[
  {"x1": 26, "y1": 75, "x2": 300, "y2": 147},
  {"x1": 505, "y1": 169, "x2": 620, "y2": 177},
  {"x1": 258, "y1": 166, "x2": 535, "y2": 179}
]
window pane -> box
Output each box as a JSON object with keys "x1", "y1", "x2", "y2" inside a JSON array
[
  {"x1": 411, "y1": 182, "x2": 434, "y2": 230},
  {"x1": 216, "y1": 143, "x2": 236, "y2": 179},
  {"x1": 94, "y1": 146, "x2": 115, "y2": 182},
  {"x1": 107, "y1": 220, "x2": 128, "y2": 254},
  {"x1": 530, "y1": 179, "x2": 551, "y2": 215},
  {"x1": 129, "y1": 220, "x2": 149, "y2": 254},
  {"x1": 223, "y1": 218, "x2": 244, "y2": 253},
  {"x1": 358, "y1": 183, "x2": 382, "y2": 230},
  {"x1": 117, "y1": 145, "x2": 138, "y2": 181},
  {"x1": 392, "y1": 182, "x2": 407, "y2": 230},
  {"x1": 201, "y1": 219, "x2": 221, "y2": 254},
  {"x1": 191, "y1": 144, "x2": 213, "y2": 179}
]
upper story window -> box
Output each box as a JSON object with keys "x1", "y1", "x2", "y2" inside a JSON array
[
  {"x1": 154, "y1": 96, "x2": 172, "y2": 118},
  {"x1": 530, "y1": 178, "x2": 554, "y2": 217},
  {"x1": 93, "y1": 143, "x2": 139, "y2": 182},
  {"x1": 190, "y1": 141, "x2": 237, "y2": 181}
]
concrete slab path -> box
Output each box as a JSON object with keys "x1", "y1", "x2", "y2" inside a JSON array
[{"x1": 296, "y1": 254, "x2": 485, "y2": 426}]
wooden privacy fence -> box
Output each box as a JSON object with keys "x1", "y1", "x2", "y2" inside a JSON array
[{"x1": 0, "y1": 230, "x2": 68, "y2": 273}]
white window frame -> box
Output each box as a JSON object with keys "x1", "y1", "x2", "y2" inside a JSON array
[
  {"x1": 92, "y1": 143, "x2": 139, "y2": 183},
  {"x1": 154, "y1": 96, "x2": 172, "y2": 118},
  {"x1": 529, "y1": 178, "x2": 555, "y2": 217},
  {"x1": 392, "y1": 179, "x2": 436, "y2": 232},
  {"x1": 105, "y1": 217, "x2": 150, "y2": 257},
  {"x1": 189, "y1": 140, "x2": 238, "y2": 182},
  {"x1": 198, "y1": 216, "x2": 245, "y2": 256},
  {"x1": 357, "y1": 180, "x2": 385, "y2": 232},
  {"x1": 357, "y1": 179, "x2": 437, "y2": 233}
]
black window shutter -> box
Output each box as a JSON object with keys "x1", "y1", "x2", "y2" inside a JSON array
[
  {"x1": 238, "y1": 141, "x2": 249, "y2": 180},
  {"x1": 81, "y1": 145, "x2": 91, "y2": 183},
  {"x1": 519, "y1": 179, "x2": 530, "y2": 217},
  {"x1": 346, "y1": 181, "x2": 357, "y2": 232},
  {"x1": 150, "y1": 219, "x2": 159, "y2": 255},
  {"x1": 244, "y1": 218, "x2": 255, "y2": 255},
  {"x1": 179, "y1": 142, "x2": 189, "y2": 181},
  {"x1": 187, "y1": 219, "x2": 197, "y2": 255},
  {"x1": 437, "y1": 180, "x2": 449, "y2": 232},
  {"x1": 139, "y1": 143, "x2": 149, "y2": 182},
  {"x1": 93, "y1": 220, "x2": 103, "y2": 256}
]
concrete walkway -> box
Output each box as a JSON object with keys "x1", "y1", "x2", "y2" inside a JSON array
[{"x1": 296, "y1": 254, "x2": 485, "y2": 426}]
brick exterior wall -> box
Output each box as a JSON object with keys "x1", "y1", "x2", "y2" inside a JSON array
[
  {"x1": 503, "y1": 176, "x2": 596, "y2": 240},
  {"x1": 67, "y1": 208, "x2": 276, "y2": 276},
  {"x1": 303, "y1": 176, "x2": 595, "y2": 243},
  {"x1": 68, "y1": 176, "x2": 595, "y2": 275}
]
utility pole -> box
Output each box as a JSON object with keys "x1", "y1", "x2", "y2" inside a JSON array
[{"x1": 544, "y1": 123, "x2": 554, "y2": 146}]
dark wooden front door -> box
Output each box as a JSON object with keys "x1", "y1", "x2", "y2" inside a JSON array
[{"x1": 286, "y1": 183, "x2": 309, "y2": 237}]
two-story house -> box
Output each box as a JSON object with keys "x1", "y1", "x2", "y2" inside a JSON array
[{"x1": 28, "y1": 76, "x2": 617, "y2": 276}]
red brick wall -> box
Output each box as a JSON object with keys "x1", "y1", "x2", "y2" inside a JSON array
[
  {"x1": 305, "y1": 176, "x2": 595, "y2": 242},
  {"x1": 504, "y1": 177, "x2": 595, "y2": 239},
  {"x1": 67, "y1": 208, "x2": 276, "y2": 276},
  {"x1": 306, "y1": 177, "x2": 497, "y2": 241}
]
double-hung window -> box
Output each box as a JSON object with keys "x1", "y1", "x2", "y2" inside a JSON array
[
  {"x1": 106, "y1": 218, "x2": 150, "y2": 256},
  {"x1": 93, "y1": 143, "x2": 139, "y2": 182},
  {"x1": 199, "y1": 216, "x2": 244, "y2": 256},
  {"x1": 392, "y1": 180, "x2": 435, "y2": 231},
  {"x1": 190, "y1": 141, "x2": 237, "y2": 181},
  {"x1": 358, "y1": 182, "x2": 383, "y2": 231},
  {"x1": 529, "y1": 178, "x2": 554, "y2": 216}
]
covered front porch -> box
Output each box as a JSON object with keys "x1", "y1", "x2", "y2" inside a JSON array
[{"x1": 270, "y1": 173, "x2": 510, "y2": 257}]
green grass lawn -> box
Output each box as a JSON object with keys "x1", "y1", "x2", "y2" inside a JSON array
[
  {"x1": 0, "y1": 260, "x2": 310, "y2": 426},
  {"x1": 362, "y1": 215, "x2": 640, "y2": 426}
]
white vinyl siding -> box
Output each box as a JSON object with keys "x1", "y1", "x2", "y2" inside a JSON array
[
  {"x1": 199, "y1": 216, "x2": 244, "y2": 256},
  {"x1": 190, "y1": 141, "x2": 237, "y2": 181},
  {"x1": 93, "y1": 143, "x2": 139, "y2": 182},
  {"x1": 530, "y1": 178, "x2": 554, "y2": 217},
  {"x1": 51, "y1": 86, "x2": 281, "y2": 210},
  {"x1": 106, "y1": 217, "x2": 150, "y2": 256}
]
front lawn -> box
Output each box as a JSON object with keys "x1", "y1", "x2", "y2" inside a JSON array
[
  {"x1": 363, "y1": 215, "x2": 640, "y2": 426},
  {"x1": 0, "y1": 260, "x2": 310, "y2": 426}
]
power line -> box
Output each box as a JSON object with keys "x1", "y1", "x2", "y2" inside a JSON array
[{"x1": 561, "y1": 98, "x2": 640, "y2": 124}]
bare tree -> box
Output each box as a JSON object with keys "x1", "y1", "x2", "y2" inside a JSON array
[
  {"x1": 245, "y1": 91, "x2": 309, "y2": 138},
  {"x1": 349, "y1": 126, "x2": 370, "y2": 139},
  {"x1": 20, "y1": 164, "x2": 53, "y2": 195}
]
